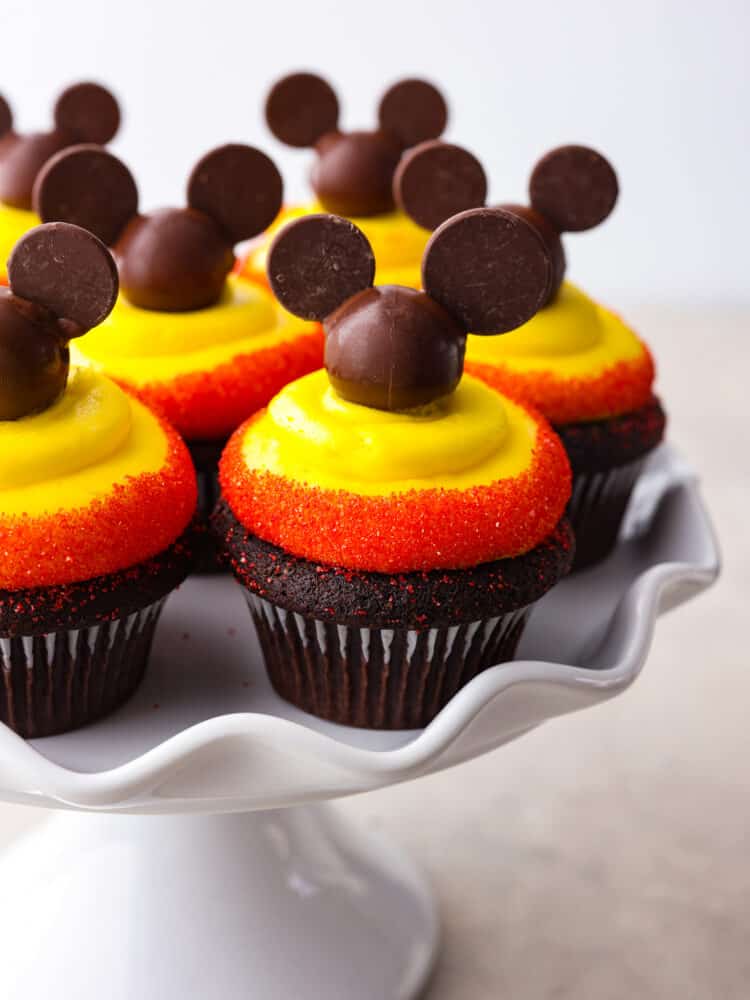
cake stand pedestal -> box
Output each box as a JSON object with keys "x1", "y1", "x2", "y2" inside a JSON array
[
  {"x1": 0, "y1": 807, "x2": 437, "y2": 999},
  {"x1": 0, "y1": 446, "x2": 718, "y2": 1000}
]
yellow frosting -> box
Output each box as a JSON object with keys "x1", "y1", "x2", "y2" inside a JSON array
[
  {"x1": 72, "y1": 275, "x2": 316, "y2": 385},
  {"x1": 240, "y1": 370, "x2": 536, "y2": 496},
  {"x1": 247, "y1": 203, "x2": 428, "y2": 290},
  {"x1": 465, "y1": 281, "x2": 644, "y2": 376},
  {"x1": 0, "y1": 204, "x2": 39, "y2": 278},
  {"x1": 0, "y1": 367, "x2": 167, "y2": 516}
]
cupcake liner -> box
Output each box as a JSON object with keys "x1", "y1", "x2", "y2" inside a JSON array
[
  {"x1": 567, "y1": 458, "x2": 645, "y2": 571},
  {"x1": 245, "y1": 591, "x2": 531, "y2": 729},
  {"x1": 0, "y1": 598, "x2": 165, "y2": 739}
]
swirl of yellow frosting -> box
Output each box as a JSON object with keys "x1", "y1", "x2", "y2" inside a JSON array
[
  {"x1": 0, "y1": 368, "x2": 167, "y2": 516},
  {"x1": 465, "y1": 282, "x2": 644, "y2": 376},
  {"x1": 240, "y1": 370, "x2": 536, "y2": 496},
  {"x1": 0, "y1": 204, "x2": 39, "y2": 278},
  {"x1": 71, "y1": 275, "x2": 313, "y2": 384},
  {"x1": 245, "y1": 203, "x2": 429, "y2": 290}
]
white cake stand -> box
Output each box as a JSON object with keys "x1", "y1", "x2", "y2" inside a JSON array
[{"x1": 0, "y1": 445, "x2": 718, "y2": 1000}]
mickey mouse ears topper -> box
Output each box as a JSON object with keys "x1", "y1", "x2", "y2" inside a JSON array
[
  {"x1": 33, "y1": 142, "x2": 283, "y2": 312},
  {"x1": 267, "y1": 208, "x2": 551, "y2": 411},
  {"x1": 0, "y1": 222, "x2": 118, "y2": 420},
  {"x1": 0, "y1": 83, "x2": 120, "y2": 211},
  {"x1": 393, "y1": 139, "x2": 488, "y2": 231},
  {"x1": 392, "y1": 139, "x2": 619, "y2": 303},
  {"x1": 529, "y1": 145, "x2": 619, "y2": 232},
  {"x1": 265, "y1": 72, "x2": 448, "y2": 218}
]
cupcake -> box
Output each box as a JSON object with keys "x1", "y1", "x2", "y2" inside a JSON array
[
  {"x1": 394, "y1": 141, "x2": 666, "y2": 570},
  {"x1": 214, "y1": 207, "x2": 574, "y2": 729},
  {"x1": 0, "y1": 83, "x2": 120, "y2": 281},
  {"x1": 32, "y1": 143, "x2": 322, "y2": 526},
  {"x1": 241, "y1": 73, "x2": 469, "y2": 290},
  {"x1": 0, "y1": 222, "x2": 197, "y2": 737}
]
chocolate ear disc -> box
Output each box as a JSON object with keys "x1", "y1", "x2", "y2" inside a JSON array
[
  {"x1": 378, "y1": 79, "x2": 448, "y2": 149},
  {"x1": 187, "y1": 144, "x2": 283, "y2": 244},
  {"x1": 394, "y1": 140, "x2": 487, "y2": 230},
  {"x1": 8, "y1": 222, "x2": 119, "y2": 332},
  {"x1": 529, "y1": 145, "x2": 619, "y2": 233},
  {"x1": 54, "y1": 82, "x2": 121, "y2": 144},
  {"x1": 422, "y1": 207, "x2": 552, "y2": 334},
  {"x1": 267, "y1": 214, "x2": 375, "y2": 321},
  {"x1": 33, "y1": 145, "x2": 138, "y2": 246},
  {"x1": 265, "y1": 73, "x2": 340, "y2": 148},
  {"x1": 0, "y1": 96, "x2": 12, "y2": 138}
]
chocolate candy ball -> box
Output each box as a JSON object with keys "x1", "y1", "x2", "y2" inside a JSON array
[
  {"x1": 499, "y1": 203, "x2": 566, "y2": 304},
  {"x1": 312, "y1": 131, "x2": 403, "y2": 218},
  {"x1": 0, "y1": 132, "x2": 66, "y2": 210},
  {"x1": 115, "y1": 208, "x2": 235, "y2": 312},
  {"x1": 325, "y1": 285, "x2": 465, "y2": 411},
  {"x1": 0, "y1": 289, "x2": 68, "y2": 419}
]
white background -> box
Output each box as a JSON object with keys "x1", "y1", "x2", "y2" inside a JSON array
[{"x1": 3, "y1": 0, "x2": 748, "y2": 307}]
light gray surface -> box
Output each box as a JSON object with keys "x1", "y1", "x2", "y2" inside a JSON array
[{"x1": 0, "y1": 305, "x2": 743, "y2": 998}]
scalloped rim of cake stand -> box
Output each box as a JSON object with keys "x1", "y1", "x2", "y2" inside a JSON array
[{"x1": 0, "y1": 445, "x2": 720, "y2": 815}]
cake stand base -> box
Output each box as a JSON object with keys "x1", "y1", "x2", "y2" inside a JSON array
[{"x1": 0, "y1": 805, "x2": 439, "y2": 1000}]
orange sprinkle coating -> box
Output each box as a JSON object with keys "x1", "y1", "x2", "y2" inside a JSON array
[
  {"x1": 220, "y1": 407, "x2": 571, "y2": 573},
  {"x1": 127, "y1": 326, "x2": 324, "y2": 441},
  {"x1": 0, "y1": 414, "x2": 197, "y2": 590},
  {"x1": 465, "y1": 348, "x2": 655, "y2": 426}
]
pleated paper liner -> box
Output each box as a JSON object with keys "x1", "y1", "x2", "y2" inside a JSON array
[
  {"x1": 567, "y1": 458, "x2": 645, "y2": 571},
  {"x1": 246, "y1": 591, "x2": 531, "y2": 729},
  {"x1": 0, "y1": 598, "x2": 165, "y2": 738}
]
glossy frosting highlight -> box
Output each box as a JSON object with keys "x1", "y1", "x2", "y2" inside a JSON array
[
  {"x1": 465, "y1": 282, "x2": 655, "y2": 424},
  {"x1": 0, "y1": 368, "x2": 135, "y2": 493},
  {"x1": 0, "y1": 368, "x2": 197, "y2": 588},
  {"x1": 72, "y1": 275, "x2": 323, "y2": 440},
  {"x1": 220, "y1": 371, "x2": 571, "y2": 572},
  {"x1": 244, "y1": 370, "x2": 532, "y2": 492}
]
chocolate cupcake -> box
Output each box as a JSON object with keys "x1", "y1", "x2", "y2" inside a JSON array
[
  {"x1": 0, "y1": 83, "x2": 120, "y2": 281},
  {"x1": 394, "y1": 141, "x2": 666, "y2": 570},
  {"x1": 32, "y1": 143, "x2": 323, "y2": 556},
  {"x1": 0, "y1": 223, "x2": 197, "y2": 737},
  {"x1": 214, "y1": 209, "x2": 574, "y2": 729},
  {"x1": 241, "y1": 73, "x2": 464, "y2": 290}
]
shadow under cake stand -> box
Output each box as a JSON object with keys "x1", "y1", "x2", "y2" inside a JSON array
[{"x1": 0, "y1": 445, "x2": 719, "y2": 1000}]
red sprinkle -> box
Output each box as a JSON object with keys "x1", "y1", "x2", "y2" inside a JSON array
[
  {"x1": 0, "y1": 412, "x2": 197, "y2": 590},
  {"x1": 465, "y1": 343, "x2": 655, "y2": 425},
  {"x1": 124, "y1": 326, "x2": 324, "y2": 441},
  {"x1": 219, "y1": 405, "x2": 571, "y2": 573}
]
